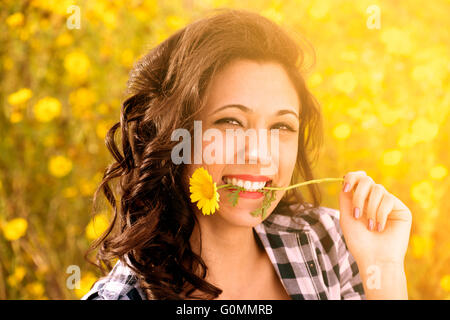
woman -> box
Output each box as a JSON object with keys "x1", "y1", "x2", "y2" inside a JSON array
[{"x1": 82, "y1": 9, "x2": 412, "y2": 300}]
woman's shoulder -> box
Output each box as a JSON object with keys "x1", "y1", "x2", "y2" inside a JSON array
[
  {"x1": 262, "y1": 202, "x2": 346, "y2": 254},
  {"x1": 81, "y1": 260, "x2": 147, "y2": 300}
]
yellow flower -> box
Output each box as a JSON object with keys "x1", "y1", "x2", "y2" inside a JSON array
[
  {"x1": 430, "y1": 165, "x2": 448, "y2": 180},
  {"x1": 6, "y1": 13, "x2": 24, "y2": 28},
  {"x1": 74, "y1": 272, "x2": 98, "y2": 299},
  {"x1": 69, "y1": 88, "x2": 97, "y2": 119},
  {"x1": 333, "y1": 71, "x2": 357, "y2": 94},
  {"x1": 62, "y1": 186, "x2": 78, "y2": 198},
  {"x1": 2, "y1": 218, "x2": 28, "y2": 241},
  {"x1": 382, "y1": 149, "x2": 403, "y2": 166},
  {"x1": 48, "y1": 155, "x2": 73, "y2": 178},
  {"x1": 7, "y1": 266, "x2": 26, "y2": 287},
  {"x1": 85, "y1": 212, "x2": 110, "y2": 240},
  {"x1": 64, "y1": 51, "x2": 90, "y2": 82},
  {"x1": 9, "y1": 111, "x2": 23, "y2": 123},
  {"x1": 410, "y1": 234, "x2": 433, "y2": 259},
  {"x1": 25, "y1": 282, "x2": 45, "y2": 298},
  {"x1": 55, "y1": 32, "x2": 73, "y2": 47},
  {"x1": 8, "y1": 88, "x2": 32, "y2": 106},
  {"x1": 333, "y1": 123, "x2": 352, "y2": 140},
  {"x1": 33, "y1": 97, "x2": 62, "y2": 122},
  {"x1": 96, "y1": 120, "x2": 112, "y2": 140},
  {"x1": 189, "y1": 167, "x2": 220, "y2": 215},
  {"x1": 380, "y1": 27, "x2": 413, "y2": 55},
  {"x1": 441, "y1": 275, "x2": 450, "y2": 292}
]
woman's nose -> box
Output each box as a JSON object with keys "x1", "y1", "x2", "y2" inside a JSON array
[{"x1": 246, "y1": 129, "x2": 277, "y2": 165}]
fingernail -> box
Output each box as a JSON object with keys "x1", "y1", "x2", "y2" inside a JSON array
[
  {"x1": 377, "y1": 222, "x2": 383, "y2": 232},
  {"x1": 368, "y1": 219, "x2": 374, "y2": 231},
  {"x1": 353, "y1": 207, "x2": 360, "y2": 219},
  {"x1": 343, "y1": 183, "x2": 351, "y2": 192}
]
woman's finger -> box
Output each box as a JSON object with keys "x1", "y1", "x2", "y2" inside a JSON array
[
  {"x1": 366, "y1": 184, "x2": 385, "y2": 230},
  {"x1": 351, "y1": 175, "x2": 374, "y2": 220},
  {"x1": 375, "y1": 192, "x2": 395, "y2": 232},
  {"x1": 342, "y1": 170, "x2": 367, "y2": 193}
]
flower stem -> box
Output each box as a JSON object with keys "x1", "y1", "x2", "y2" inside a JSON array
[
  {"x1": 263, "y1": 178, "x2": 345, "y2": 191},
  {"x1": 217, "y1": 184, "x2": 232, "y2": 190}
]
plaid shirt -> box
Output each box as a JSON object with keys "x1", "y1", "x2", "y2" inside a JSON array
[{"x1": 82, "y1": 204, "x2": 365, "y2": 300}]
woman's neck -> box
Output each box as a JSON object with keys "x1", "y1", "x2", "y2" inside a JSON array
[{"x1": 189, "y1": 213, "x2": 265, "y2": 285}]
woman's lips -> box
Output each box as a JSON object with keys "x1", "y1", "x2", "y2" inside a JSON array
[
  {"x1": 222, "y1": 174, "x2": 271, "y2": 182},
  {"x1": 221, "y1": 174, "x2": 273, "y2": 199},
  {"x1": 226, "y1": 188, "x2": 265, "y2": 199}
]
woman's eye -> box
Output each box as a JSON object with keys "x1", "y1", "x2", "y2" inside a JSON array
[
  {"x1": 271, "y1": 122, "x2": 296, "y2": 132},
  {"x1": 214, "y1": 117, "x2": 243, "y2": 126}
]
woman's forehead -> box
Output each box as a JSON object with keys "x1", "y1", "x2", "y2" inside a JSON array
[{"x1": 205, "y1": 59, "x2": 300, "y2": 114}]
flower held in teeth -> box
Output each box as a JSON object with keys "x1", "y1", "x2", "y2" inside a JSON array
[
  {"x1": 189, "y1": 167, "x2": 345, "y2": 218},
  {"x1": 224, "y1": 177, "x2": 266, "y2": 191},
  {"x1": 189, "y1": 167, "x2": 220, "y2": 215}
]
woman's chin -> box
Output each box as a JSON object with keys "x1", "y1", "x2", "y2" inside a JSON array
[{"x1": 214, "y1": 204, "x2": 269, "y2": 227}]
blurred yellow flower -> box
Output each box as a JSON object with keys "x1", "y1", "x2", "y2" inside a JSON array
[
  {"x1": 69, "y1": 88, "x2": 97, "y2": 119},
  {"x1": 48, "y1": 155, "x2": 73, "y2": 178},
  {"x1": 120, "y1": 49, "x2": 135, "y2": 68},
  {"x1": 410, "y1": 180, "x2": 434, "y2": 209},
  {"x1": 96, "y1": 120, "x2": 112, "y2": 140},
  {"x1": 332, "y1": 72, "x2": 357, "y2": 94},
  {"x1": 380, "y1": 28, "x2": 413, "y2": 55},
  {"x1": 96, "y1": 103, "x2": 110, "y2": 115},
  {"x1": 64, "y1": 51, "x2": 91, "y2": 82},
  {"x1": 79, "y1": 178, "x2": 97, "y2": 196},
  {"x1": 441, "y1": 275, "x2": 450, "y2": 292},
  {"x1": 9, "y1": 111, "x2": 24, "y2": 123},
  {"x1": 25, "y1": 281, "x2": 45, "y2": 298},
  {"x1": 308, "y1": 0, "x2": 330, "y2": 20},
  {"x1": 62, "y1": 186, "x2": 78, "y2": 198},
  {"x1": 3, "y1": 57, "x2": 14, "y2": 70},
  {"x1": 166, "y1": 15, "x2": 188, "y2": 30},
  {"x1": 382, "y1": 149, "x2": 402, "y2": 166},
  {"x1": 332, "y1": 123, "x2": 351, "y2": 140},
  {"x1": 410, "y1": 234, "x2": 433, "y2": 259},
  {"x1": 85, "y1": 212, "x2": 110, "y2": 240},
  {"x1": 411, "y1": 118, "x2": 439, "y2": 143},
  {"x1": 308, "y1": 72, "x2": 323, "y2": 87},
  {"x1": 56, "y1": 32, "x2": 74, "y2": 47},
  {"x1": 74, "y1": 272, "x2": 98, "y2": 299},
  {"x1": 8, "y1": 88, "x2": 33, "y2": 106},
  {"x1": 430, "y1": 165, "x2": 448, "y2": 180},
  {"x1": 2, "y1": 218, "x2": 28, "y2": 241},
  {"x1": 377, "y1": 103, "x2": 402, "y2": 126},
  {"x1": 31, "y1": 0, "x2": 77, "y2": 16},
  {"x1": 6, "y1": 12, "x2": 24, "y2": 28},
  {"x1": 261, "y1": 8, "x2": 283, "y2": 25},
  {"x1": 33, "y1": 97, "x2": 62, "y2": 122},
  {"x1": 7, "y1": 266, "x2": 26, "y2": 287}
]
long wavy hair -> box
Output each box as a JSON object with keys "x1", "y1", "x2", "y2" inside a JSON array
[{"x1": 86, "y1": 8, "x2": 324, "y2": 300}]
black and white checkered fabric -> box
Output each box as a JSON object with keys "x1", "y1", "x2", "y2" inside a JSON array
[{"x1": 82, "y1": 204, "x2": 365, "y2": 300}]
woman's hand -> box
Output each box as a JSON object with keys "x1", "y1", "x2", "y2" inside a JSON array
[
  {"x1": 339, "y1": 171, "x2": 412, "y2": 267},
  {"x1": 338, "y1": 171, "x2": 412, "y2": 299}
]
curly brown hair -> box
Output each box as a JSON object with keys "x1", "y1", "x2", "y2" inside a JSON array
[{"x1": 86, "y1": 8, "x2": 324, "y2": 300}]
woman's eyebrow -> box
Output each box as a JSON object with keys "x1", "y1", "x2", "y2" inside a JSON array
[{"x1": 213, "y1": 104, "x2": 299, "y2": 119}]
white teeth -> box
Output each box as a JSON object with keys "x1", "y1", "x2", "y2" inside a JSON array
[{"x1": 224, "y1": 177, "x2": 267, "y2": 191}]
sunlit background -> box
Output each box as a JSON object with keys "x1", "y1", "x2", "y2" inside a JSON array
[{"x1": 0, "y1": 0, "x2": 449, "y2": 299}]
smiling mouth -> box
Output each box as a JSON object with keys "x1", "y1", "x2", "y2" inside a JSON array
[{"x1": 221, "y1": 175, "x2": 273, "y2": 192}]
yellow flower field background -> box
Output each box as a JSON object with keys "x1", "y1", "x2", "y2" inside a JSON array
[{"x1": 0, "y1": 0, "x2": 449, "y2": 299}]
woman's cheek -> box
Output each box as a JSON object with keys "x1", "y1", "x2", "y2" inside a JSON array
[{"x1": 278, "y1": 137, "x2": 298, "y2": 184}]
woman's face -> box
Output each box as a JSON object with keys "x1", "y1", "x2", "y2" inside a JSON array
[{"x1": 186, "y1": 59, "x2": 300, "y2": 227}]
